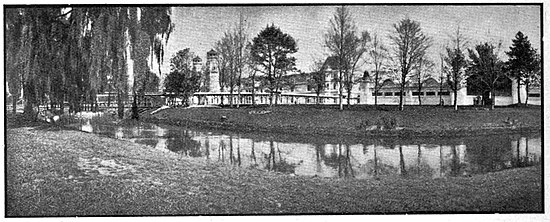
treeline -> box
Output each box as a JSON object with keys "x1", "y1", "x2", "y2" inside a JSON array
[{"x1": 164, "y1": 6, "x2": 541, "y2": 112}]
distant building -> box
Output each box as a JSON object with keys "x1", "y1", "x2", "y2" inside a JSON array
[{"x1": 187, "y1": 52, "x2": 540, "y2": 106}]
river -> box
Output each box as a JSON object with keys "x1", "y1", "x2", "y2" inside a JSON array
[{"x1": 77, "y1": 119, "x2": 541, "y2": 179}]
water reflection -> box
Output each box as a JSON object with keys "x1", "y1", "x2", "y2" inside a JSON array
[{"x1": 78, "y1": 121, "x2": 541, "y2": 179}]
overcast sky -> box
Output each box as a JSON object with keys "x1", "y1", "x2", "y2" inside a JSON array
[{"x1": 157, "y1": 5, "x2": 541, "y2": 75}]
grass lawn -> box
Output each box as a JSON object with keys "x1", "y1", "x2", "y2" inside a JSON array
[
  {"x1": 145, "y1": 105, "x2": 541, "y2": 137},
  {"x1": 6, "y1": 123, "x2": 543, "y2": 216}
]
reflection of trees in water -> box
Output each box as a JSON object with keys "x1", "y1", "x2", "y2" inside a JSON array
[
  {"x1": 316, "y1": 143, "x2": 355, "y2": 178},
  {"x1": 218, "y1": 139, "x2": 226, "y2": 162},
  {"x1": 463, "y1": 135, "x2": 513, "y2": 174},
  {"x1": 250, "y1": 140, "x2": 258, "y2": 166},
  {"x1": 512, "y1": 137, "x2": 538, "y2": 168},
  {"x1": 402, "y1": 145, "x2": 435, "y2": 178},
  {"x1": 216, "y1": 135, "x2": 242, "y2": 166},
  {"x1": 264, "y1": 141, "x2": 298, "y2": 174},
  {"x1": 448, "y1": 145, "x2": 467, "y2": 177},
  {"x1": 165, "y1": 129, "x2": 202, "y2": 157},
  {"x1": 363, "y1": 143, "x2": 398, "y2": 178}
]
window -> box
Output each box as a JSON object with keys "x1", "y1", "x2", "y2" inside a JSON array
[
  {"x1": 394, "y1": 92, "x2": 402, "y2": 96},
  {"x1": 426, "y1": 91, "x2": 436, "y2": 96},
  {"x1": 528, "y1": 93, "x2": 540, "y2": 98},
  {"x1": 384, "y1": 92, "x2": 393, "y2": 96},
  {"x1": 438, "y1": 91, "x2": 450, "y2": 96},
  {"x1": 372, "y1": 92, "x2": 383, "y2": 96},
  {"x1": 412, "y1": 91, "x2": 423, "y2": 96}
]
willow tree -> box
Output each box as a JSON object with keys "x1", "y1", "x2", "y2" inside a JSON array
[
  {"x1": 141, "y1": 7, "x2": 174, "y2": 86},
  {"x1": 7, "y1": 8, "x2": 72, "y2": 118},
  {"x1": 5, "y1": 8, "x2": 24, "y2": 114},
  {"x1": 6, "y1": 7, "x2": 174, "y2": 120}
]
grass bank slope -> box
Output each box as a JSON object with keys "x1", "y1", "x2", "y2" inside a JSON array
[
  {"x1": 6, "y1": 125, "x2": 542, "y2": 216},
  {"x1": 145, "y1": 105, "x2": 541, "y2": 137}
]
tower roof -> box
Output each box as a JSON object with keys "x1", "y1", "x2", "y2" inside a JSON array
[
  {"x1": 193, "y1": 56, "x2": 202, "y2": 62},
  {"x1": 207, "y1": 49, "x2": 218, "y2": 56}
]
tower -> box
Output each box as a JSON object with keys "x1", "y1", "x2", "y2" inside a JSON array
[
  {"x1": 206, "y1": 49, "x2": 220, "y2": 92},
  {"x1": 192, "y1": 56, "x2": 202, "y2": 71}
]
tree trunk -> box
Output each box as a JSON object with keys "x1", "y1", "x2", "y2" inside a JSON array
[
  {"x1": 524, "y1": 82, "x2": 530, "y2": 106},
  {"x1": 453, "y1": 90, "x2": 458, "y2": 111},
  {"x1": 490, "y1": 90, "x2": 495, "y2": 110},
  {"x1": 229, "y1": 86, "x2": 234, "y2": 107},
  {"x1": 417, "y1": 84, "x2": 422, "y2": 106},
  {"x1": 237, "y1": 85, "x2": 242, "y2": 108},
  {"x1": 316, "y1": 92, "x2": 320, "y2": 105},
  {"x1": 117, "y1": 89, "x2": 124, "y2": 119},
  {"x1": 347, "y1": 88, "x2": 351, "y2": 108},
  {"x1": 12, "y1": 95, "x2": 17, "y2": 114},
  {"x1": 131, "y1": 91, "x2": 139, "y2": 120},
  {"x1": 252, "y1": 74, "x2": 256, "y2": 106},
  {"x1": 339, "y1": 72, "x2": 343, "y2": 111},
  {"x1": 269, "y1": 91, "x2": 273, "y2": 107},
  {"x1": 399, "y1": 81, "x2": 405, "y2": 111},
  {"x1": 517, "y1": 77, "x2": 522, "y2": 105}
]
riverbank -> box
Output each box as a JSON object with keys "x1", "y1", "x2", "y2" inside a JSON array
[
  {"x1": 6, "y1": 123, "x2": 542, "y2": 215},
  {"x1": 142, "y1": 105, "x2": 541, "y2": 138}
]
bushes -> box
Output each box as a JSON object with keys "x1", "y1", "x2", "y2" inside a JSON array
[{"x1": 358, "y1": 115, "x2": 400, "y2": 131}]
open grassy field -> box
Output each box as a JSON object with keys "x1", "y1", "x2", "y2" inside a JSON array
[
  {"x1": 144, "y1": 105, "x2": 541, "y2": 138},
  {"x1": 6, "y1": 123, "x2": 542, "y2": 216}
]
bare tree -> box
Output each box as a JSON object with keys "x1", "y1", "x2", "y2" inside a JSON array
[
  {"x1": 368, "y1": 33, "x2": 389, "y2": 107},
  {"x1": 444, "y1": 26, "x2": 469, "y2": 110},
  {"x1": 388, "y1": 18, "x2": 432, "y2": 111},
  {"x1": 344, "y1": 31, "x2": 370, "y2": 107},
  {"x1": 413, "y1": 56, "x2": 435, "y2": 105},
  {"x1": 324, "y1": 6, "x2": 352, "y2": 110}
]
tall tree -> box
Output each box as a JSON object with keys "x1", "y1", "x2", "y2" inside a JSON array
[
  {"x1": 467, "y1": 42, "x2": 505, "y2": 110},
  {"x1": 250, "y1": 24, "x2": 298, "y2": 107},
  {"x1": 505, "y1": 31, "x2": 539, "y2": 105},
  {"x1": 444, "y1": 26, "x2": 469, "y2": 110},
  {"x1": 388, "y1": 18, "x2": 432, "y2": 111},
  {"x1": 344, "y1": 31, "x2": 371, "y2": 107},
  {"x1": 5, "y1": 8, "x2": 24, "y2": 114},
  {"x1": 522, "y1": 53, "x2": 541, "y2": 105},
  {"x1": 413, "y1": 56, "x2": 435, "y2": 105},
  {"x1": 368, "y1": 33, "x2": 389, "y2": 107},
  {"x1": 215, "y1": 14, "x2": 249, "y2": 107},
  {"x1": 325, "y1": 6, "x2": 370, "y2": 110},
  {"x1": 140, "y1": 7, "x2": 174, "y2": 87},
  {"x1": 164, "y1": 49, "x2": 201, "y2": 106}
]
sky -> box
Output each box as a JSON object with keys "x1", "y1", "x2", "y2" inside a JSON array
[{"x1": 156, "y1": 5, "x2": 541, "y2": 75}]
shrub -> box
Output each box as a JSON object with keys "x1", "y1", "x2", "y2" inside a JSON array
[{"x1": 378, "y1": 115, "x2": 399, "y2": 130}]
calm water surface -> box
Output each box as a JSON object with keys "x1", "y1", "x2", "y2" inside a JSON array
[{"x1": 78, "y1": 120, "x2": 541, "y2": 179}]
